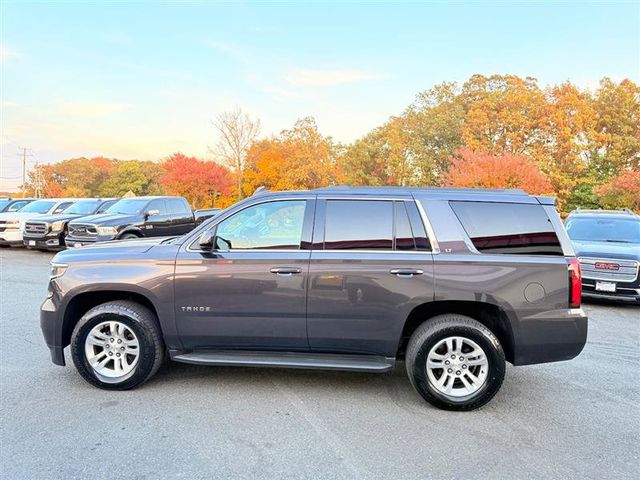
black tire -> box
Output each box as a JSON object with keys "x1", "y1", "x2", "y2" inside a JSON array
[
  {"x1": 70, "y1": 300, "x2": 164, "y2": 390},
  {"x1": 119, "y1": 233, "x2": 140, "y2": 240},
  {"x1": 405, "y1": 314, "x2": 505, "y2": 411}
]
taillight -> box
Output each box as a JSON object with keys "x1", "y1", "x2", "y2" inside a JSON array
[{"x1": 568, "y1": 258, "x2": 582, "y2": 308}]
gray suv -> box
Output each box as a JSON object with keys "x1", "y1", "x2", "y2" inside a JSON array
[{"x1": 40, "y1": 187, "x2": 587, "y2": 410}]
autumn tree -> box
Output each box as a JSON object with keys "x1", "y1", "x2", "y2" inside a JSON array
[
  {"x1": 590, "y1": 78, "x2": 640, "y2": 179},
  {"x1": 98, "y1": 160, "x2": 165, "y2": 197},
  {"x1": 213, "y1": 107, "x2": 261, "y2": 199},
  {"x1": 23, "y1": 157, "x2": 116, "y2": 197},
  {"x1": 596, "y1": 170, "x2": 640, "y2": 211},
  {"x1": 244, "y1": 117, "x2": 342, "y2": 193},
  {"x1": 445, "y1": 148, "x2": 552, "y2": 195},
  {"x1": 159, "y1": 153, "x2": 234, "y2": 208}
]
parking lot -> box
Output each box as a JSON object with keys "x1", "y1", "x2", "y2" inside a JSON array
[{"x1": 0, "y1": 248, "x2": 638, "y2": 480}]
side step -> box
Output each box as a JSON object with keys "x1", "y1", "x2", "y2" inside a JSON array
[{"x1": 170, "y1": 350, "x2": 396, "y2": 373}]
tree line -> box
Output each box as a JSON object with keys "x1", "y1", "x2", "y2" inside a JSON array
[{"x1": 24, "y1": 74, "x2": 639, "y2": 213}]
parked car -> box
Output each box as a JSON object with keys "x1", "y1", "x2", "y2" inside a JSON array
[
  {"x1": 0, "y1": 197, "x2": 35, "y2": 213},
  {"x1": 565, "y1": 208, "x2": 640, "y2": 302},
  {"x1": 65, "y1": 196, "x2": 216, "y2": 247},
  {"x1": 0, "y1": 198, "x2": 75, "y2": 247},
  {"x1": 23, "y1": 198, "x2": 118, "y2": 251},
  {"x1": 41, "y1": 187, "x2": 587, "y2": 411}
]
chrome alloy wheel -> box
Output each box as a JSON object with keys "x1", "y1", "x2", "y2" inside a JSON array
[
  {"x1": 426, "y1": 336, "x2": 489, "y2": 398},
  {"x1": 84, "y1": 321, "x2": 140, "y2": 381}
]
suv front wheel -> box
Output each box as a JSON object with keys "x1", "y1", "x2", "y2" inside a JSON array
[
  {"x1": 405, "y1": 314, "x2": 505, "y2": 411},
  {"x1": 70, "y1": 300, "x2": 164, "y2": 390}
]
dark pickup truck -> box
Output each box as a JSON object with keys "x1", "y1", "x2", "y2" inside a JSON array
[
  {"x1": 65, "y1": 196, "x2": 219, "y2": 247},
  {"x1": 24, "y1": 198, "x2": 117, "y2": 251}
]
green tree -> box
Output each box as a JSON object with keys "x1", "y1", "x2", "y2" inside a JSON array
[{"x1": 98, "y1": 161, "x2": 165, "y2": 197}]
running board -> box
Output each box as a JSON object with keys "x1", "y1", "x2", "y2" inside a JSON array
[{"x1": 170, "y1": 350, "x2": 396, "y2": 373}]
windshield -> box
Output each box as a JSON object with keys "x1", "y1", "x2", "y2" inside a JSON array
[
  {"x1": 20, "y1": 200, "x2": 56, "y2": 214},
  {"x1": 105, "y1": 198, "x2": 148, "y2": 215},
  {"x1": 0, "y1": 200, "x2": 10, "y2": 210},
  {"x1": 64, "y1": 200, "x2": 100, "y2": 215},
  {"x1": 566, "y1": 217, "x2": 640, "y2": 244}
]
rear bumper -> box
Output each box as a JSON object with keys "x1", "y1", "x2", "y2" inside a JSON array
[{"x1": 513, "y1": 308, "x2": 588, "y2": 366}]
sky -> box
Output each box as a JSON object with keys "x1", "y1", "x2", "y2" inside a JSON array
[{"x1": 1, "y1": 0, "x2": 639, "y2": 191}]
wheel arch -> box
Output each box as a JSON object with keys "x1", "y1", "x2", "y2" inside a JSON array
[
  {"x1": 61, "y1": 290, "x2": 160, "y2": 349},
  {"x1": 397, "y1": 300, "x2": 515, "y2": 363},
  {"x1": 117, "y1": 227, "x2": 144, "y2": 239}
]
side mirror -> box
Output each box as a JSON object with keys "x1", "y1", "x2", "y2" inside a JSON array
[
  {"x1": 146, "y1": 209, "x2": 160, "y2": 217},
  {"x1": 198, "y1": 230, "x2": 216, "y2": 250}
]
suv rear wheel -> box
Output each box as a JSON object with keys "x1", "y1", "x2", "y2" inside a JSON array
[
  {"x1": 70, "y1": 300, "x2": 164, "y2": 390},
  {"x1": 405, "y1": 314, "x2": 505, "y2": 411}
]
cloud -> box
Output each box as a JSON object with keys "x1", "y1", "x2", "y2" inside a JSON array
[
  {"x1": 59, "y1": 102, "x2": 132, "y2": 117},
  {"x1": 0, "y1": 44, "x2": 19, "y2": 63},
  {"x1": 285, "y1": 69, "x2": 381, "y2": 87}
]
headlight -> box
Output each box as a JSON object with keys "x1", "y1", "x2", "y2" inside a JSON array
[
  {"x1": 97, "y1": 226, "x2": 118, "y2": 236},
  {"x1": 50, "y1": 221, "x2": 65, "y2": 231},
  {"x1": 49, "y1": 262, "x2": 68, "y2": 279}
]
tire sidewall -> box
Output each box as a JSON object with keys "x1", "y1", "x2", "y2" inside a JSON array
[
  {"x1": 71, "y1": 311, "x2": 157, "y2": 390},
  {"x1": 411, "y1": 324, "x2": 505, "y2": 409}
]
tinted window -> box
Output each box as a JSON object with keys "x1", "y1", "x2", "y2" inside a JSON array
[
  {"x1": 20, "y1": 200, "x2": 55, "y2": 213},
  {"x1": 216, "y1": 200, "x2": 306, "y2": 250},
  {"x1": 167, "y1": 198, "x2": 190, "y2": 215},
  {"x1": 105, "y1": 198, "x2": 148, "y2": 215},
  {"x1": 324, "y1": 200, "x2": 393, "y2": 250},
  {"x1": 566, "y1": 217, "x2": 640, "y2": 244},
  {"x1": 65, "y1": 200, "x2": 101, "y2": 215},
  {"x1": 96, "y1": 200, "x2": 117, "y2": 214},
  {"x1": 450, "y1": 201, "x2": 562, "y2": 255},
  {"x1": 7, "y1": 200, "x2": 30, "y2": 212},
  {"x1": 147, "y1": 199, "x2": 167, "y2": 215},
  {"x1": 395, "y1": 202, "x2": 416, "y2": 250},
  {"x1": 53, "y1": 202, "x2": 73, "y2": 214}
]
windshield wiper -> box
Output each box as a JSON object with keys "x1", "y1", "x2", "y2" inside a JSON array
[{"x1": 605, "y1": 239, "x2": 633, "y2": 243}]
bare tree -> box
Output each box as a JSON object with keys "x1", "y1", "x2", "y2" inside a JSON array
[{"x1": 212, "y1": 107, "x2": 261, "y2": 199}]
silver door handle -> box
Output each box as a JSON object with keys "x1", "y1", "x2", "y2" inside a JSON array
[
  {"x1": 270, "y1": 267, "x2": 302, "y2": 276},
  {"x1": 389, "y1": 268, "x2": 424, "y2": 277}
]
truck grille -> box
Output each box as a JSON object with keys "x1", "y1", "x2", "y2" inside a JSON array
[
  {"x1": 68, "y1": 223, "x2": 98, "y2": 238},
  {"x1": 24, "y1": 222, "x2": 48, "y2": 236},
  {"x1": 579, "y1": 257, "x2": 639, "y2": 283}
]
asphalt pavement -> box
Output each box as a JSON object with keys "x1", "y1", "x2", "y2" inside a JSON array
[{"x1": 1, "y1": 248, "x2": 638, "y2": 480}]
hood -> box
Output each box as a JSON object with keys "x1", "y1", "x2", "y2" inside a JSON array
[
  {"x1": 0, "y1": 211, "x2": 50, "y2": 222},
  {"x1": 25, "y1": 213, "x2": 85, "y2": 224},
  {"x1": 68, "y1": 213, "x2": 141, "y2": 226},
  {"x1": 53, "y1": 236, "x2": 173, "y2": 263},
  {"x1": 572, "y1": 239, "x2": 640, "y2": 261}
]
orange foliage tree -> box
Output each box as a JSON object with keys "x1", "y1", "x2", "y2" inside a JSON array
[
  {"x1": 159, "y1": 153, "x2": 234, "y2": 209},
  {"x1": 445, "y1": 148, "x2": 553, "y2": 195},
  {"x1": 596, "y1": 170, "x2": 640, "y2": 211}
]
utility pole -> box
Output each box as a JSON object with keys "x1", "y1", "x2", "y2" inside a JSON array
[{"x1": 18, "y1": 147, "x2": 32, "y2": 197}]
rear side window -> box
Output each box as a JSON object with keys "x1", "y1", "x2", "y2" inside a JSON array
[
  {"x1": 450, "y1": 201, "x2": 562, "y2": 256},
  {"x1": 147, "y1": 199, "x2": 167, "y2": 215},
  {"x1": 167, "y1": 198, "x2": 190, "y2": 215},
  {"x1": 324, "y1": 200, "x2": 393, "y2": 250}
]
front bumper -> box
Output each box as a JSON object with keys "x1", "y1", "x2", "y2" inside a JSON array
[
  {"x1": 64, "y1": 233, "x2": 116, "y2": 247},
  {"x1": 40, "y1": 296, "x2": 65, "y2": 366},
  {"x1": 582, "y1": 278, "x2": 640, "y2": 302},
  {"x1": 23, "y1": 232, "x2": 65, "y2": 250},
  {"x1": 0, "y1": 229, "x2": 24, "y2": 246},
  {"x1": 513, "y1": 308, "x2": 588, "y2": 366}
]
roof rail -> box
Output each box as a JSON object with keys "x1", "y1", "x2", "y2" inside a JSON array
[
  {"x1": 572, "y1": 208, "x2": 636, "y2": 215},
  {"x1": 252, "y1": 186, "x2": 269, "y2": 196}
]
